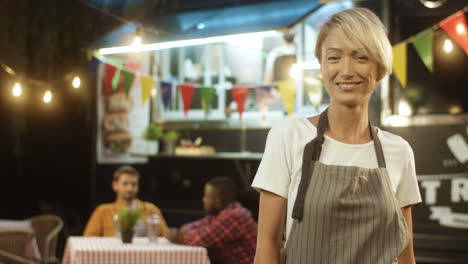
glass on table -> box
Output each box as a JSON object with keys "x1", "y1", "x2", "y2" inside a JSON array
[{"x1": 145, "y1": 214, "x2": 160, "y2": 243}]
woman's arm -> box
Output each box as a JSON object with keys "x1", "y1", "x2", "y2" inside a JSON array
[
  {"x1": 254, "y1": 190, "x2": 287, "y2": 264},
  {"x1": 398, "y1": 206, "x2": 416, "y2": 264}
]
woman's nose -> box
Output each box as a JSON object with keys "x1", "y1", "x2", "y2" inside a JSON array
[{"x1": 340, "y1": 58, "x2": 354, "y2": 77}]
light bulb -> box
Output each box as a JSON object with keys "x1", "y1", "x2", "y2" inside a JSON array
[
  {"x1": 456, "y1": 23, "x2": 466, "y2": 35},
  {"x1": 398, "y1": 100, "x2": 412, "y2": 116},
  {"x1": 12, "y1": 82, "x2": 22, "y2": 97},
  {"x1": 151, "y1": 88, "x2": 157, "y2": 97},
  {"x1": 43, "y1": 90, "x2": 52, "y2": 103},
  {"x1": 132, "y1": 36, "x2": 142, "y2": 46},
  {"x1": 72, "y1": 76, "x2": 81, "y2": 88},
  {"x1": 443, "y1": 39, "x2": 453, "y2": 53}
]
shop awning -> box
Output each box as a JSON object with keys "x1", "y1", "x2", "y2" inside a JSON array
[{"x1": 89, "y1": 0, "x2": 322, "y2": 49}]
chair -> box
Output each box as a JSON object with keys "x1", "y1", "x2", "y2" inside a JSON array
[
  {"x1": 0, "y1": 230, "x2": 39, "y2": 264},
  {"x1": 29, "y1": 215, "x2": 63, "y2": 264}
]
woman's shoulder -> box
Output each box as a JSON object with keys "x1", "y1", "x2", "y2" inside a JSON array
[
  {"x1": 377, "y1": 128, "x2": 412, "y2": 152},
  {"x1": 270, "y1": 116, "x2": 317, "y2": 136}
]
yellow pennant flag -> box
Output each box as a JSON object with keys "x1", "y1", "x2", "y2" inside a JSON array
[
  {"x1": 278, "y1": 80, "x2": 296, "y2": 115},
  {"x1": 140, "y1": 75, "x2": 154, "y2": 106},
  {"x1": 392, "y1": 43, "x2": 407, "y2": 88}
]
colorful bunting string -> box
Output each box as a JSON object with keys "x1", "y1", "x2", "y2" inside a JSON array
[
  {"x1": 200, "y1": 87, "x2": 217, "y2": 116},
  {"x1": 231, "y1": 86, "x2": 249, "y2": 120},
  {"x1": 121, "y1": 70, "x2": 135, "y2": 95},
  {"x1": 104, "y1": 64, "x2": 118, "y2": 93},
  {"x1": 179, "y1": 83, "x2": 195, "y2": 117},
  {"x1": 392, "y1": 43, "x2": 407, "y2": 88},
  {"x1": 140, "y1": 75, "x2": 154, "y2": 106},
  {"x1": 160, "y1": 81, "x2": 172, "y2": 109},
  {"x1": 278, "y1": 80, "x2": 296, "y2": 115},
  {"x1": 412, "y1": 30, "x2": 434, "y2": 73},
  {"x1": 439, "y1": 10, "x2": 468, "y2": 54}
]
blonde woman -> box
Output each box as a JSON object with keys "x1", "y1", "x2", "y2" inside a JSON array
[{"x1": 252, "y1": 8, "x2": 421, "y2": 264}]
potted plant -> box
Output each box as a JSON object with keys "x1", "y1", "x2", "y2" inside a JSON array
[
  {"x1": 162, "y1": 130, "x2": 181, "y2": 154},
  {"x1": 117, "y1": 207, "x2": 141, "y2": 243},
  {"x1": 143, "y1": 122, "x2": 164, "y2": 154}
]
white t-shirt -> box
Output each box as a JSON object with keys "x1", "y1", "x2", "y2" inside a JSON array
[{"x1": 252, "y1": 117, "x2": 422, "y2": 239}]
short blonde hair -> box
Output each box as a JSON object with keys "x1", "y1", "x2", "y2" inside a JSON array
[{"x1": 315, "y1": 8, "x2": 392, "y2": 80}]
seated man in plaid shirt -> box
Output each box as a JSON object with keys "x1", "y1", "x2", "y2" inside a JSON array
[{"x1": 173, "y1": 177, "x2": 257, "y2": 264}]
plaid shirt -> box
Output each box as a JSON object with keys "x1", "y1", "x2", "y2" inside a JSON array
[{"x1": 182, "y1": 202, "x2": 257, "y2": 264}]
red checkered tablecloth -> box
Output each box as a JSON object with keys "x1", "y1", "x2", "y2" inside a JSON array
[
  {"x1": 0, "y1": 219, "x2": 41, "y2": 261},
  {"x1": 62, "y1": 236, "x2": 211, "y2": 264}
]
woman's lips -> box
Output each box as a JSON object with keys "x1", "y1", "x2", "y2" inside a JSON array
[{"x1": 336, "y1": 81, "x2": 362, "y2": 91}]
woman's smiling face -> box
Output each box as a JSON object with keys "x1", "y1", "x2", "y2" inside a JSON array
[{"x1": 320, "y1": 30, "x2": 380, "y2": 107}]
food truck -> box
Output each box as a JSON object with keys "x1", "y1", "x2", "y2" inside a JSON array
[{"x1": 90, "y1": 0, "x2": 467, "y2": 262}]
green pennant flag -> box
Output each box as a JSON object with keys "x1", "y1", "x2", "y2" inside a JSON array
[
  {"x1": 200, "y1": 87, "x2": 216, "y2": 116},
  {"x1": 412, "y1": 30, "x2": 434, "y2": 73},
  {"x1": 121, "y1": 70, "x2": 135, "y2": 95},
  {"x1": 106, "y1": 58, "x2": 124, "y2": 90}
]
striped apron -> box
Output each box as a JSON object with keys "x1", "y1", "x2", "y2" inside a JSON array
[{"x1": 285, "y1": 109, "x2": 410, "y2": 264}]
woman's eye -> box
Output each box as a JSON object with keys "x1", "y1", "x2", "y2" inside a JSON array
[
  {"x1": 357, "y1": 56, "x2": 368, "y2": 61},
  {"x1": 327, "y1": 56, "x2": 339, "y2": 61}
]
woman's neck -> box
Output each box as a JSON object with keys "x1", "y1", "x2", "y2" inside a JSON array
[{"x1": 325, "y1": 104, "x2": 372, "y2": 144}]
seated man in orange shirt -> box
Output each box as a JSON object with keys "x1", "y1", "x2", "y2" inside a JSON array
[{"x1": 83, "y1": 165, "x2": 169, "y2": 238}]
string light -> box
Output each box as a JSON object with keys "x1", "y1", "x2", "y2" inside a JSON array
[
  {"x1": 443, "y1": 39, "x2": 453, "y2": 53},
  {"x1": 72, "y1": 76, "x2": 81, "y2": 88},
  {"x1": 132, "y1": 27, "x2": 143, "y2": 47},
  {"x1": 12, "y1": 82, "x2": 22, "y2": 97},
  {"x1": 151, "y1": 88, "x2": 157, "y2": 97},
  {"x1": 398, "y1": 100, "x2": 413, "y2": 116},
  {"x1": 456, "y1": 23, "x2": 466, "y2": 35},
  {"x1": 43, "y1": 90, "x2": 52, "y2": 104}
]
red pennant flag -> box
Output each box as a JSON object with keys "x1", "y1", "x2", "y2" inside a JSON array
[
  {"x1": 231, "y1": 86, "x2": 249, "y2": 120},
  {"x1": 104, "y1": 64, "x2": 118, "y2": 93},
  {"x1": 439, "y1": 11, "x2": 468, "y2": 54},
  {"x1": 179, "y1": 83, "x2": 195, "y2": 117}
]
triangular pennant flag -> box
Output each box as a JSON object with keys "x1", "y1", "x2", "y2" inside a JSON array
[
  {"x1": 440, "y1": 11, "x2": 468, "y2": 54},
  {"x1": 140, "y1": 75, "x2": 154, "y2": 106},
  {"x1": 121, "y1": 70, "x2": 135, "y2": 95},
  {"x1": 104, "y1": 64, "x2": 118, "y2": 93},
  {"x1": 89, "y1": 56, "x2": 100, "y2": 81},
  {"x1": 112, "y1": 69, "x2": 121, "y2": 91},
  {"x1": 392, "y1": 43, "x2": 407, "y2": 88},
  {"x1": 255, "y1": 86, "x2": 273, "y2": 118},
  {"x1": 278, "y1": 81, "x2": 296, "y2": 115},
  {"x1": 200, "y1": 87, "x2": 216, "y2": 117},
  {"x1": 412, "y1": 30, "x2": 434, "y2": 73},
  {"x1": 160, "y1": 81, "x2": 172, "y2": 109},
  {"x1": 231, "y1": 86, "x2": 249, "y2": 120},
  {"x1": 179, "y1": 83, "x2": 195, "y2": 117}
]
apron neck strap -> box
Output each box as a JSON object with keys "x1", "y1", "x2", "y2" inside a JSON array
[{"x1": 312, "y1": 108, "x2": 386, "y2": 168}]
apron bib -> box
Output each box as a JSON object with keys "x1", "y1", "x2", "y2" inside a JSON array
[{"x1": 285, "y1": 109, "x2": 410, "y2": 264}]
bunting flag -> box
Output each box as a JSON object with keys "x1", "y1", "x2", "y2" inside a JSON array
[
  {"x1": 89, "y1": 56, "x2": 100, "y2": 81},
  {"x1": 231, "y1": 86, "x2": 249, "y2": 120},
  {"x1": 278, "y1": 80, "x2": 296, "y2": 115},
  {"x1": 160, "y1": 81, "x2": 172, "y2": 109},
  {"x1": 104, "y1": 64, "x2": 118, "y2": 93},
  {"x1": 392, "y1": 43, "x2": 407, "y2": 88},
  {"x1": 200, "y1": 87, "x2": 217, "y2": 116},
  {"x1": 179, "y1": 83, "x2": 195, "y2": 117},
  {"x1": 121, "y1": 70, "x2": 135, "y2": 95},
  {"x1": 412, "y1": 30, "x2": 434, "y2": 73},
  {"x1": 140, "y1": 75, "x2": 154, "y2": 106},
  {"x1": 439, "y1": 11, "x2": 468, "y2": 54},
  {"x1": 255, "y1": 86, "x2": 273, "y2": 118}
]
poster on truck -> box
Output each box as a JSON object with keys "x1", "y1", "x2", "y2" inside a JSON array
[{"x1": 96, "y1": 59, "x2": 149, "y2": 164}]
